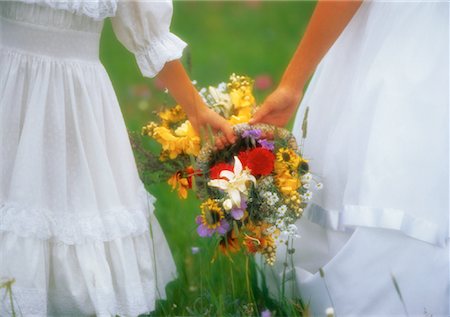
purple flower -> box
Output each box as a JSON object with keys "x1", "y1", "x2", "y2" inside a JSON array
[
  {"x1": 196, "y1": 215, "x2": 230, "y2": 237},
  {"x1": 216, "y1": 220, "x2": 230, "y2": 234},
  {"x1": 230, "y1": 199, "x2": 247, "y2": 220},
  {"x1": 242, "y1": 129, "x2": 262, "y2": 140},
  {"x1": 231, "y1": 209, "x2": 244, "y2": 220},
  {"x1": 261, "y1": 309, "x2": 272, "y2": 317},
  {"x1": 258, "y1": 139, "x2": 275, "y2": 151}
]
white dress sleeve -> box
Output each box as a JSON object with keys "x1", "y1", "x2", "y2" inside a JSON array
[{"x1": 111, "y1": 0, "x2": 187, "y2": 78}]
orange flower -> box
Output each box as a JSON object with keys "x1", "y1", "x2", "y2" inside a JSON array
[
  {"x1": 243, "y1": 223, "x2": 276, "y2": 254},
  {"x1": 167, "y1": 166, "x2": 196, "y2": 199},
  {"x1": 219, "y1": 230, "x2": 241, "y2": 255}
]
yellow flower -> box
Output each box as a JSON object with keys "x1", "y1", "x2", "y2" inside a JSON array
[
  {"x1": 151, "y1": 121, "x2": 201, "y2": 159},
  {"x1": 174, "y1": 121, "x2": 201, "y2": 156},
  {"x1": 152, "y1": 126, "x2": 183, "y2": 159},
  {"x1": 230, "y1": 87, "x2": 255, "y2": 111},
  {"x1": 158, "y1": 105, "x2": 186, "y2": 126},
  {"x1": 276, "y1": 148, "x2": 302, "y2": 171},
  {"x1": 275, "y1": 170, "x2": 301, "y2": 196},
  {"x1": 199, "y1": 199, "x2": 225, "y2": 231},
  {"x1": 228, "y1": 107, "x2": 253, "y2": 125}
]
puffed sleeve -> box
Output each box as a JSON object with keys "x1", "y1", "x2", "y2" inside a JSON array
[{"x1": 111, "y1": 0, "x2": 187, "y2": 78}]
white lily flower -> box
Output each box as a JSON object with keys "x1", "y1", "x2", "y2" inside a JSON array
[{"x1": 208, "y1": 157, "x2": 256, "y2": 208}]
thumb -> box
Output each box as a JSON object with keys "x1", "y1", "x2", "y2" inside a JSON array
[
  {"x1": 249, "y1": 103, "x2": 271, "y2": 125},
  {"x1": 222, "y1": 123, "x2": 236, "y2": 144}
]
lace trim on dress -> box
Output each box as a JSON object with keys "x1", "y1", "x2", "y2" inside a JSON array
[
  {"x1": 0, "y1": 282, "x2": 156, "y2": 317},
  {"x1": 135, "y1": 32, "x2": 187, "y2": 78},
  {"x1": 15, "y1": 0, "x2": 117, "y2": 20},
  {"x1": 306, "y1": 203, "x2": 447, "y2": 247},
  {"x1": 0, "y1": 192, "x2": 156, "y2": 245}
]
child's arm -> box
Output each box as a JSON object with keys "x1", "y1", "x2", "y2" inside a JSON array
[
  {"x1": 157, "y1": 60, "x2": 236, "y2": 146},
  {"x1": 111, "y1": 2, "x2": 235, "y2": 147},
  {"x1": 251, "y1": 0, "x2": 362, "y2": 127}
]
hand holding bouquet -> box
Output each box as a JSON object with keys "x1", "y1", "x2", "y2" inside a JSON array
[
  {"x1": 196, "y1": 123, "x2": 312, "y2": 265},
  {"x1": 137, "y1": 74, "x2": 319, "y2": 265}
]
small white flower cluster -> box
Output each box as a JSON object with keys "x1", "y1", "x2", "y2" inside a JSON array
[
  {"x1": 277, "y1": 223, "x2": 300, "y2": 244},
  {"x1": 261, "y1": 191, "x2": 280, "y2": 206},
  {"x1": 217, "y1": 82, "x2": 227, "y2": 92},
  {"x1": 301, "y1": 172, "x2": 312, "y2": 182},
  {"x1": 198, "y1": 83, "x2": 234, "y2": 118},
  {"x1": 259, "y1": 175, "x2": 274, "y2": 187},
  {"x1": 301, "y1": 191, "x2": 313, "y2": 201},
  {"x1": 276, "y1": 205, "x2": 288, "y2": 216}
]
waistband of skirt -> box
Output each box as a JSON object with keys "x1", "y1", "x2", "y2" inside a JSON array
[{"x1": 0, "y1": 16, "x2": 100, "y2": 62}]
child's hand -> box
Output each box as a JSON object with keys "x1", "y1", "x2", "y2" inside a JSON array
[
  {"x1": 250, "y1": 87, "x2": 302, "y2": 127},
  {"x1": 188, "y1": 107, "x2": 236, "y2": 149}
]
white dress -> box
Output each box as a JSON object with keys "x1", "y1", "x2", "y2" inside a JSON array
[
  {"x1": 0, "y1": 1, "x2": 185, "y2": 316},
  {"x1": 265, "y1": 2, "x2": 449, "y2": 316}
]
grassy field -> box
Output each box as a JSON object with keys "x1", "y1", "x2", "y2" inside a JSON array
[{"x1": 100, "y1": 2, "x2": 316, "y2": 315}]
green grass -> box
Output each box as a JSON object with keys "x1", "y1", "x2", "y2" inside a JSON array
[{"x1": 100, "y1": 2, "x2": 315, "y2": 316}]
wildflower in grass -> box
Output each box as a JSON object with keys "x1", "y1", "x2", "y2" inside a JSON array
[
  {"x1": 196, "y1": 199, "x2": 229, "y2": 237},
  {"x1": 326, "y1": 307, "x2": 335, "y2": 317},
  {"x1": 261, "y1": 309, "x2": 272, "y2": 317},
  {"x1": 254, "y1": 74, "x2": 273, "y2": 91},
  {"x1": 191, "y1": 247, "x2": 200, "y2": 254}
]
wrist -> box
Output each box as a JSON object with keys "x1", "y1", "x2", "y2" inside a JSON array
[{"x1": 276, "y1": 83, "x2": 303, "y2": 104}]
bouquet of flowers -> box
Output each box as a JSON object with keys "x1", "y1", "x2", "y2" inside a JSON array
[
  {"x1": 195, "y1": 123, "x2": 312, "y2": 265},
  {"x1": 137, "y1": 74, "x2": 317, "y2": 265}
]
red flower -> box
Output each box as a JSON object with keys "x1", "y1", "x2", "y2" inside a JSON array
[
  {"x1": 238, "y1": 150, "x2": 250, "y2": 169},
  {"x1": 185, "y1": 166, "x2": 198, "y2": 188},
  {"x1": 247, "y1": 148, "x2": 275, "y2": 176},
  {"x1": 210, "y1": 163, "x2": 234, "y2": 179}
]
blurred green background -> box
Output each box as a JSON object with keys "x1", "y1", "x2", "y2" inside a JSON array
[{"x1": 100, "y1": 1, "x2": 315, "y2": 315}]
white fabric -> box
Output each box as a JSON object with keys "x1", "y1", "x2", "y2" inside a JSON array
[
  {"x1": 0, "y1": 1, "x2": 180, "y2": 316},
  {"x1": 16, "y1": 0, "x2": 117, "y2": 20},
  {"x1": 111, "y1": 0, "x2": 187, "y2": 77},
  {"x1": 264, "y1": 2, "x2": 449, "y2": 316}
]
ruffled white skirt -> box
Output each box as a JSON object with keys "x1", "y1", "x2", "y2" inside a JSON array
[
  {"x1": 0, "y1": 4, "x2": 175, "y2": 317},
  {"x1": 265, "y1": 2, "x2": 449, "y2": 316}
]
